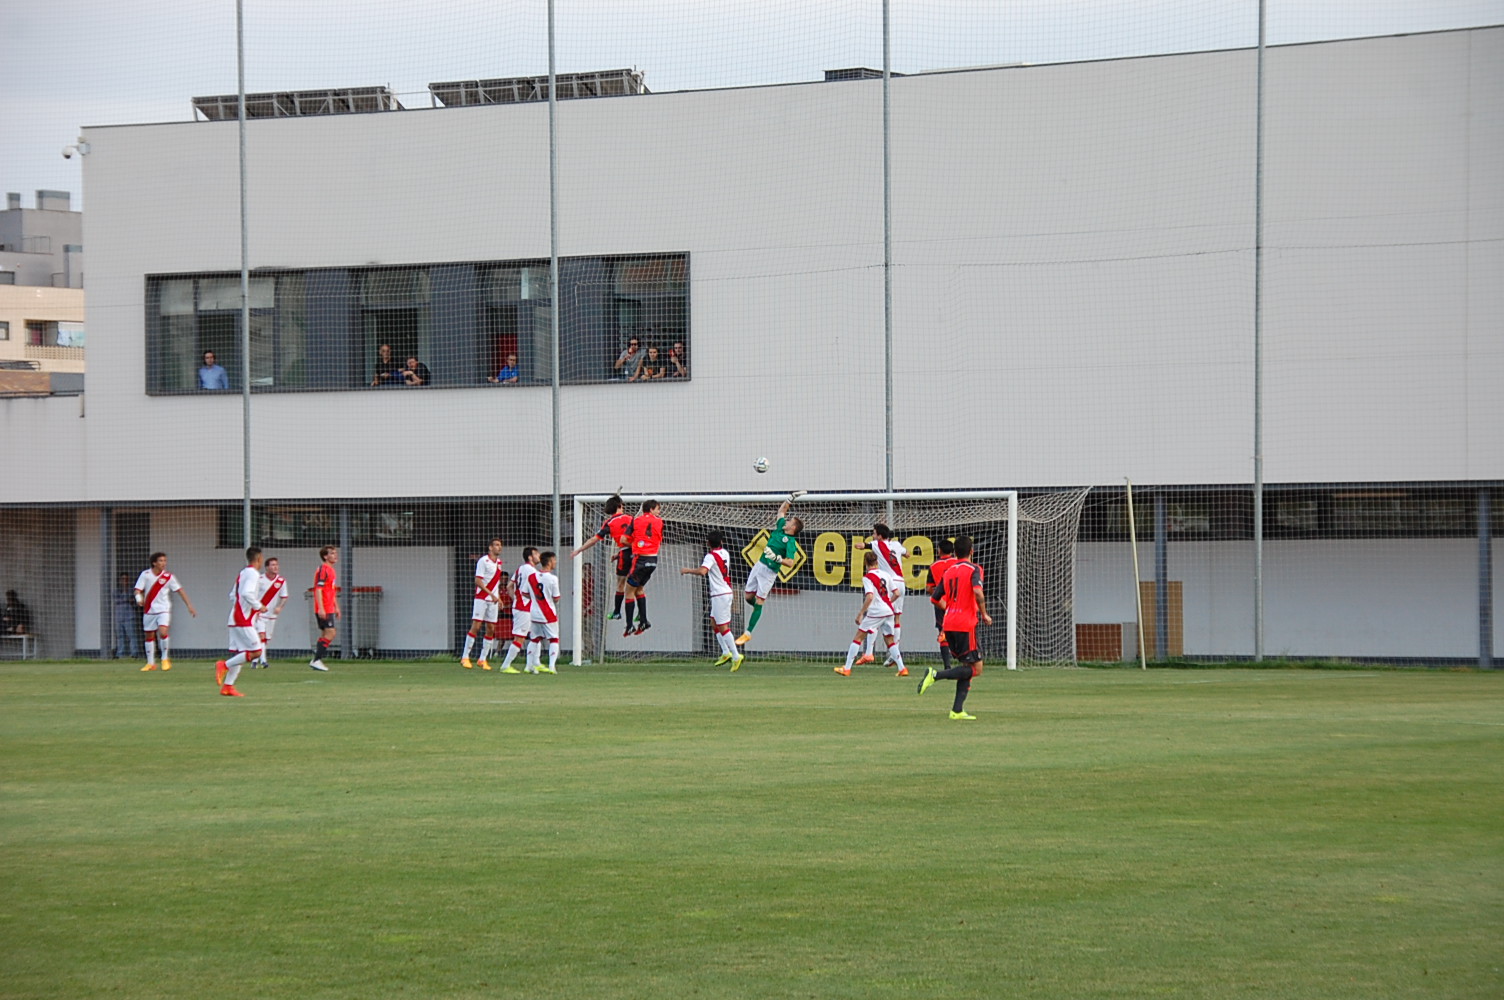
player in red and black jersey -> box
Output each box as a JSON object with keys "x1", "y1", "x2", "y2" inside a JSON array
[
  {"x1": 925, "y1": 537, "x2": 958, "y2": 672},
  {"x1": 918, "y1": 535, "x2": 991, "y2": 720},
  {"x1": 569, "y1": 495, "x2": 634, "y2": 619},
  {"x1": 621, "y1": 499, "x2": 664, "y2": 635}
]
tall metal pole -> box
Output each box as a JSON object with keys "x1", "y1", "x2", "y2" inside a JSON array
[
  {"x1": 882, "y1": 0, "x2": 894, "y2": 523},
  {"x1": 548, "y1": 0, "x2": 562, "y2": 554},
  {"x1": 237, "y1": 0, "x2": 252, "y2": 549},
  {"x1": 1252, "y1": 0, "x2": 1266, "y2": 661},
  {"x1": 1125, "y1": 481, "x2": 1147, "y2": 669},
  {"x1": 1155, "y1": 491, "x2": 1169, "y2": 659},
  {"x1": 1481, "y1": 488, "x2": 1494, "y2": 669}
]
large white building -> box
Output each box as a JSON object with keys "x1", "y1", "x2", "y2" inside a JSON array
[{"x1": 2, "y1": 27, "x2": 1499, "y2": 662}]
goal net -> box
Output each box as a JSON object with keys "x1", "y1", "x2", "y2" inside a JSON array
[{"x1": 571, "y1": 489, "x2": 1090, "y2": 669}]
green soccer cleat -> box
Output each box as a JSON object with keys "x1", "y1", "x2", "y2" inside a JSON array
[
  {"x1": 500, "y1": 665, "x2": 521, "y2": 674},
  {"x1": 713, "y1": 652, "x2": 732, "y2": 666},
  {"x1": 730, "y1": 653, "x2": 744, "y2": 672},
  {"x1": 537, "y1": 664, "x2": 557, "y2": 675},
  {"x1": 606, "y1": 611, "x2": 621, "y2": 620},
  {"x1": 918, "y1": 667, "x2": 937, "y2": 695},
  {"x1": 949, "y1": 710, "x2": 977, "y2": 721}
]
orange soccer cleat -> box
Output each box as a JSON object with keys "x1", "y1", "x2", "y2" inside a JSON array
[
  {"x1": 895, "y1": 666, "x2": 909, "y2": 677},
  {"x1": 833, "y1": 665, "x2": 851, "y2": 676},
  {"x1": 855, "y1": 653, "x2": 875, "y2": 665},
  {"x1": 215, "y1": 660, "x2": 228, "y2": 684},
  {"x1": 220, "y1": 684, "x2": 244, "y2": 697}
]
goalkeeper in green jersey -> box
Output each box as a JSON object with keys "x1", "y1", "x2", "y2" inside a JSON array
[{"x1": 735, "y1": 491, "x2": 805, "y2": 646}]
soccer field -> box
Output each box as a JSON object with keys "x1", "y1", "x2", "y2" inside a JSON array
[{"x1": 2, "y1": 661, "x2": 1501, "y2": 1000}]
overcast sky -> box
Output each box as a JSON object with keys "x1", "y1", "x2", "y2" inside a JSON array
[{"x1": 2, "y1": 0, "x2": 1501, "y2": 207}]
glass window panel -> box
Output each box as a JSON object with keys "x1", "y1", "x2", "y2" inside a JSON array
[
  {"x1": 199, "y1": 277, "x2": 273, "y2": 311},
  {"x1": 361, "y1": 269, "x2": 429, "y2": 306},
  {"x1": 159, "y1": 280, "x2": 194, "y2": 316},
  {"x1": 276, "y1": 273, "x2": 308, "y2": 388}
]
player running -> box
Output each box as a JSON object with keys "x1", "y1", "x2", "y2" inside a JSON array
[
  {"x1": 925, "y1": 537, "x2": 958, "y2": 672},
  {"x1": 680, "y1": 530, "x2": 744, "y2": 671},
  {"x1": 569, "y1": 494, "x2": 633, "y2": 620},
  {"x1": 462, "y1": 537, "x2": 508, "y2": 671},
  {"x1": 735, "y1": 491, "x2": 805, "y2": 647},
  {"x1": 497, "y1": 547, "x2": 540, "y2": 674},
  {"x1": 134, "y1": 552, "x2": 197, "y2": 671},
  {"x1": 253, "y1": 556, "x2": 289, "y2": 668},
  {"x1": 214, "y1": 547, "x2": 273, "y2": 697},
  {"x1": 835, "y1": 550, "x2": 906, "y2": 676},
  {"x1": 526, "y1": 551, "x2": 562, "y2": 675},
  {"x1": 309, "y1": 546, "x2": 339, "y2": 671},
  {"x1": 918, "y1": 535, "x2": 991, "y2": 720},
  {"x1": 853, "y1": 522, "x2": 908, "y2": 672},
  {"x1": 621, "y1": 499, "x2": 664, "y2": 636}
]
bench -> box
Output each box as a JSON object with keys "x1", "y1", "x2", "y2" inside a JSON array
[{"x1": 0, "y1": 634, "x2": 39, "y2": 659}]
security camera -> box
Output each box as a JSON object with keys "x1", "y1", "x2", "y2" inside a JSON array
[{"x1": 62, "y1": 146, "x2": 74, "y2": 159}]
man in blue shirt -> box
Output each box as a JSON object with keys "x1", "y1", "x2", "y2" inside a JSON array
[
  {"x1": 489, "y1": 353, "x2": 520, "y2": 384},
  {"x1": 198, "y1": 351, "x2": 229, "y2": 390},
  {"x1": 113, "y1": 573, "x2": 142, "y2": 659}
]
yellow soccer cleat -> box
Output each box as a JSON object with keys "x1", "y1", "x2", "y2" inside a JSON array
[
  {"x1": 478, "y1": 660, "x2": 492, "y2": 671},
  {"x1": 734, "y1": 632, "x2": 752, "y2": 646},
  {"x1": 949, "y1": 711, "x2": 977, "y2": 721},
  {"x1": 833, "y1": 665, "x2": 851, "y2": 676},
  {"x1": 537, "y1": 664, "x2": 557, "y2": 675},
  {"x1": 501, "y1": 665, "x2": 521, "y2": 674},
  {"x1": 461, "y1": 657, "x2": 473, "y2": 670},
  {"x1": 161, "y1": 659, "x2": 172, "y2": 671},
  {"x1": 141, "y1": 663, "x2": 157, "y2": 671},
  {"x1": 730, "y1": 653, "x2": 744, "y2": 672},
  {"x1": 713, "y1": 652, "x2": 732, "y2": 666},
  {"x1": 918, "y1": 667, "x2": 937, "y2": 695}
]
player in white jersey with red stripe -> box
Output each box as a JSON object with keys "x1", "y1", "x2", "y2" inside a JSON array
[
  {"x1": 526, "y1": 551, "x2": 562, "y2": 675},
  {"x1": 836, "y1": 550, "x2": 906, "y2": 676},
  {"x1": 253, "y1": 556, "x2": 289, "y2": 668},
  {"x1": 462, "y1": 537, "x2": 507, "y2": 671},
  {"x1": 214, "y1": 547, "x2": 272, "y2": 697},
  {"x1": 680, "y1": 530, "x2": 745, "y2": 672},
  {"x1": 497, "y1": 547, "x2": 540, "y2": 674},
  {"x1": 133, "y1": 552, "x2": 198, "y2": 672},
  {"x1": 853, "y1": 522, "x2": 908, "y2": 672}
]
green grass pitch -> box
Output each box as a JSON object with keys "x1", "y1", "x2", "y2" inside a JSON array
[{"x1": 2, "y1": 659, "x2": 1501, "y2": 999}]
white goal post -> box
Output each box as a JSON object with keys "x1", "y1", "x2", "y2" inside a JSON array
[{"x1": 570, "y1": 489, "x2": 1090, "y2": 670}]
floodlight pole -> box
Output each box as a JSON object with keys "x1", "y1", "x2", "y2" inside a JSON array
[
  {"x1": 236, "y1": 0, "x2": 251, "y2": 549},
  {"x1": 1252, "y1": 0, "x2": 1267, "y2": 661},
  {"x1": 882, "y1": 0, "x2": 894, "y2": 526},
  {"x1": 547, "y1": 0, "x2": 562, "y2": 555}
]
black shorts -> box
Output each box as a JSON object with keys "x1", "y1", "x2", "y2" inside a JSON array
[
  {"x1": 614, "y1": 549, "x2": 632, "y2": 577},
  {"x1": 945, "y1": 629, "x2": 982, "y2": 666},
  {"x1": 316, "y1": 614, "x2": 337, "y2": 630},
  {"x1": 626, "y1": 556, "x2": 658, "y2": 588}
]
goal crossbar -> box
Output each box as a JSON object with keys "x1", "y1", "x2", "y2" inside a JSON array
[{"x1": 571, "y1": 490, "x2": 1019, "y2": 668}]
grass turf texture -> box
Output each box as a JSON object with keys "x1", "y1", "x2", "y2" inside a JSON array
[{"x1": 2, "y1": 662, "x2": 1501, "y2": 999}]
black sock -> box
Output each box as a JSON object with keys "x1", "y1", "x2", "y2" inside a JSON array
[
  {"x1": 316, "y1": 638, "x2": 330, "y2": 659},
  {"x1": 952, "y1": 676, "x2": 971, "y2": 713},
  {"x1": 614, "y1": 592, "x2": 624, "y2": 615},
  {"x1": 623, "y1": 599, "x2": 636, "y2": 629},
  {"x1": 938, "y1": 637, "x2": 953, "y2": 670},
  {"x1": 637, "y1": 595, "x2": 648, "y2": 626},
  {"x1": 935, "y1": 665, "x2": 972, "y2": 681}
]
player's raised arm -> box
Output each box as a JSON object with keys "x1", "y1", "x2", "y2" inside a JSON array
[
  {"x1": 680, "y1": 565, "x2": 708, "y2": 576},
  {"x1": 570, "y1": 533, "x2": 603, "y2": 558}
]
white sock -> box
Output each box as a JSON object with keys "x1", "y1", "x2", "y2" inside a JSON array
[
  {"x1": 482, "y1": 638, "x2": 498, "y2": 662},
  {"x1": 845, "y1": 640, "x2": 861, "y2": 670},
  {"x1": 224, "y1": 653, "x2": 248, "y2": 685},
  {"x1": 500, "y1": 639, "x2": 523, "y2": 670},
  {"x1": 862, "y1": 631, "x2": 875, "y2": 656},
  {"x1": 548, "y1": 640, "x2": 559, "y2": 670},
  {"x1": 145, "y1": 639, "x2": 157, "y2": 664},
  {"x1": 526, "y1": 639, "x2": 540, "y2": 669},
  {"x1": 462, "y1": 632, "x2": 477, "y2": 659},
  {"x1": 889, "y1": 645, "x2": 905, "y2": 670},
  {"x1": 159, "y1": 636, "x2": 171, "y2": 659},
  {"x1": 717, "y1": 630, "x2": 736, "y2": 657}
]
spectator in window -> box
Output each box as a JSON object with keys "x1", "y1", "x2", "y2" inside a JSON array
[
  {"x1": 114, "y1": 573, "x2": 142, "y2": 659},
  {"x1": 668, "y1": 341, "x2": 689, "y2": 379},
  {"x1": 489, "y1": 353, "x2": 520, "y2": 385},
  {"x1": 631, "y1": 345, "x2": 665, "y2": 381},
  {"x1": 401, "y1": 356, "x2": 432, "y2": 386},
  {"x1": 370, "y1": 344, "x2": 405, "y2": 386},
  {"x1": 2, "y1": 590, "x2": 32, "y2": 635},
  {"x1": 198, "y1": 351, "x2": 229, "y2": 390},
  {"x1": 613, "y1": 338, "x2": 643, "y2": 379}
]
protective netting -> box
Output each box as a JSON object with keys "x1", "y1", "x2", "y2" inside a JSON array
[{"x1": 574, "y1": 490, "x2": 1089, "y2": 667}]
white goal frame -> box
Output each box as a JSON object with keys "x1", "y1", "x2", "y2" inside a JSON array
[{"x1": 571, "y1": 491, "x2": 1019, "y2": 669}]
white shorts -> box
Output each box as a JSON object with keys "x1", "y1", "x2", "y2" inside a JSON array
[
  {"x1": 511, "y1": 608, "x2": 533, "y2": 638},
  {"x1": 471, "y1": 597, "x2": 501, "y2": 624},
  {"x1": 227, "y1": 625, "x2": 261, "y2": 652},
  {"x1": 885, "y1": 580, "x2": 906, "y2": 615},
  {"x1": 858, "y1": 611, "x2": 897, "y2": 636},
  {"x1": 528, "y1": 619, "x2": 559, "y2": 641},
  {"x1": 709, "y1": 593, "x2": 733, "y2": 627},
  {"x1": 744, "y1": 562, "x2": 779, "y2": 601},
  {"x1": 259, "y1": 614, "x2": 279, "y2": 641},
  {"x1": 142, "y1": 612, "x2": 170, "y2": 632}
]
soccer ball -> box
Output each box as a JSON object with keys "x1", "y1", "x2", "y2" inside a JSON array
[{"x1": 753, "y1": 457, "x2": 770, "y2": 474}]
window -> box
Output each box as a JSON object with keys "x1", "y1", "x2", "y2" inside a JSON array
[
  {"x1": 0, "y1": 272, "x2": 15, "y2": 286},
  {"x1": 147, "y1": 274, "x2": 299, "y2": 391},
  {"x1": 219, "y1": 506, "x2": 418, "y2": 547},
  {"x1": 0, "y1": 320, "x2": 8, "y2": 340}
]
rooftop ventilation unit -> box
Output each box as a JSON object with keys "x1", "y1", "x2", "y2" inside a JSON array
[
  {"x1": 429, "y1": 69, "x2": 647, "y2": 107},
  {"x1": 192, "y1": 86, "x2": 402, "y2": 121},
  {"x1": 823, "y1": 67, "x2": 903, "y2": 81}
]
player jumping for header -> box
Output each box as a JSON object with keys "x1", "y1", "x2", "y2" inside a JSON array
[
  {"x1": 621, "y1": 499, "x2": 664, "y2": 636},
  {"x1": 569, "y1": 495, "x2": 633, "y2": 620},
  {"x1": 918, "y1": 534, "x2": 991, "y2": 720},
  {"x1": 735, "y1": 491, "x2": 805, "y2": 647},
  {"x1": 681, "y1": 530, "x2": 744, "y2": 672},
  {"x1": 853, "y1": 522, "x2": 909, "y2": 674}
]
